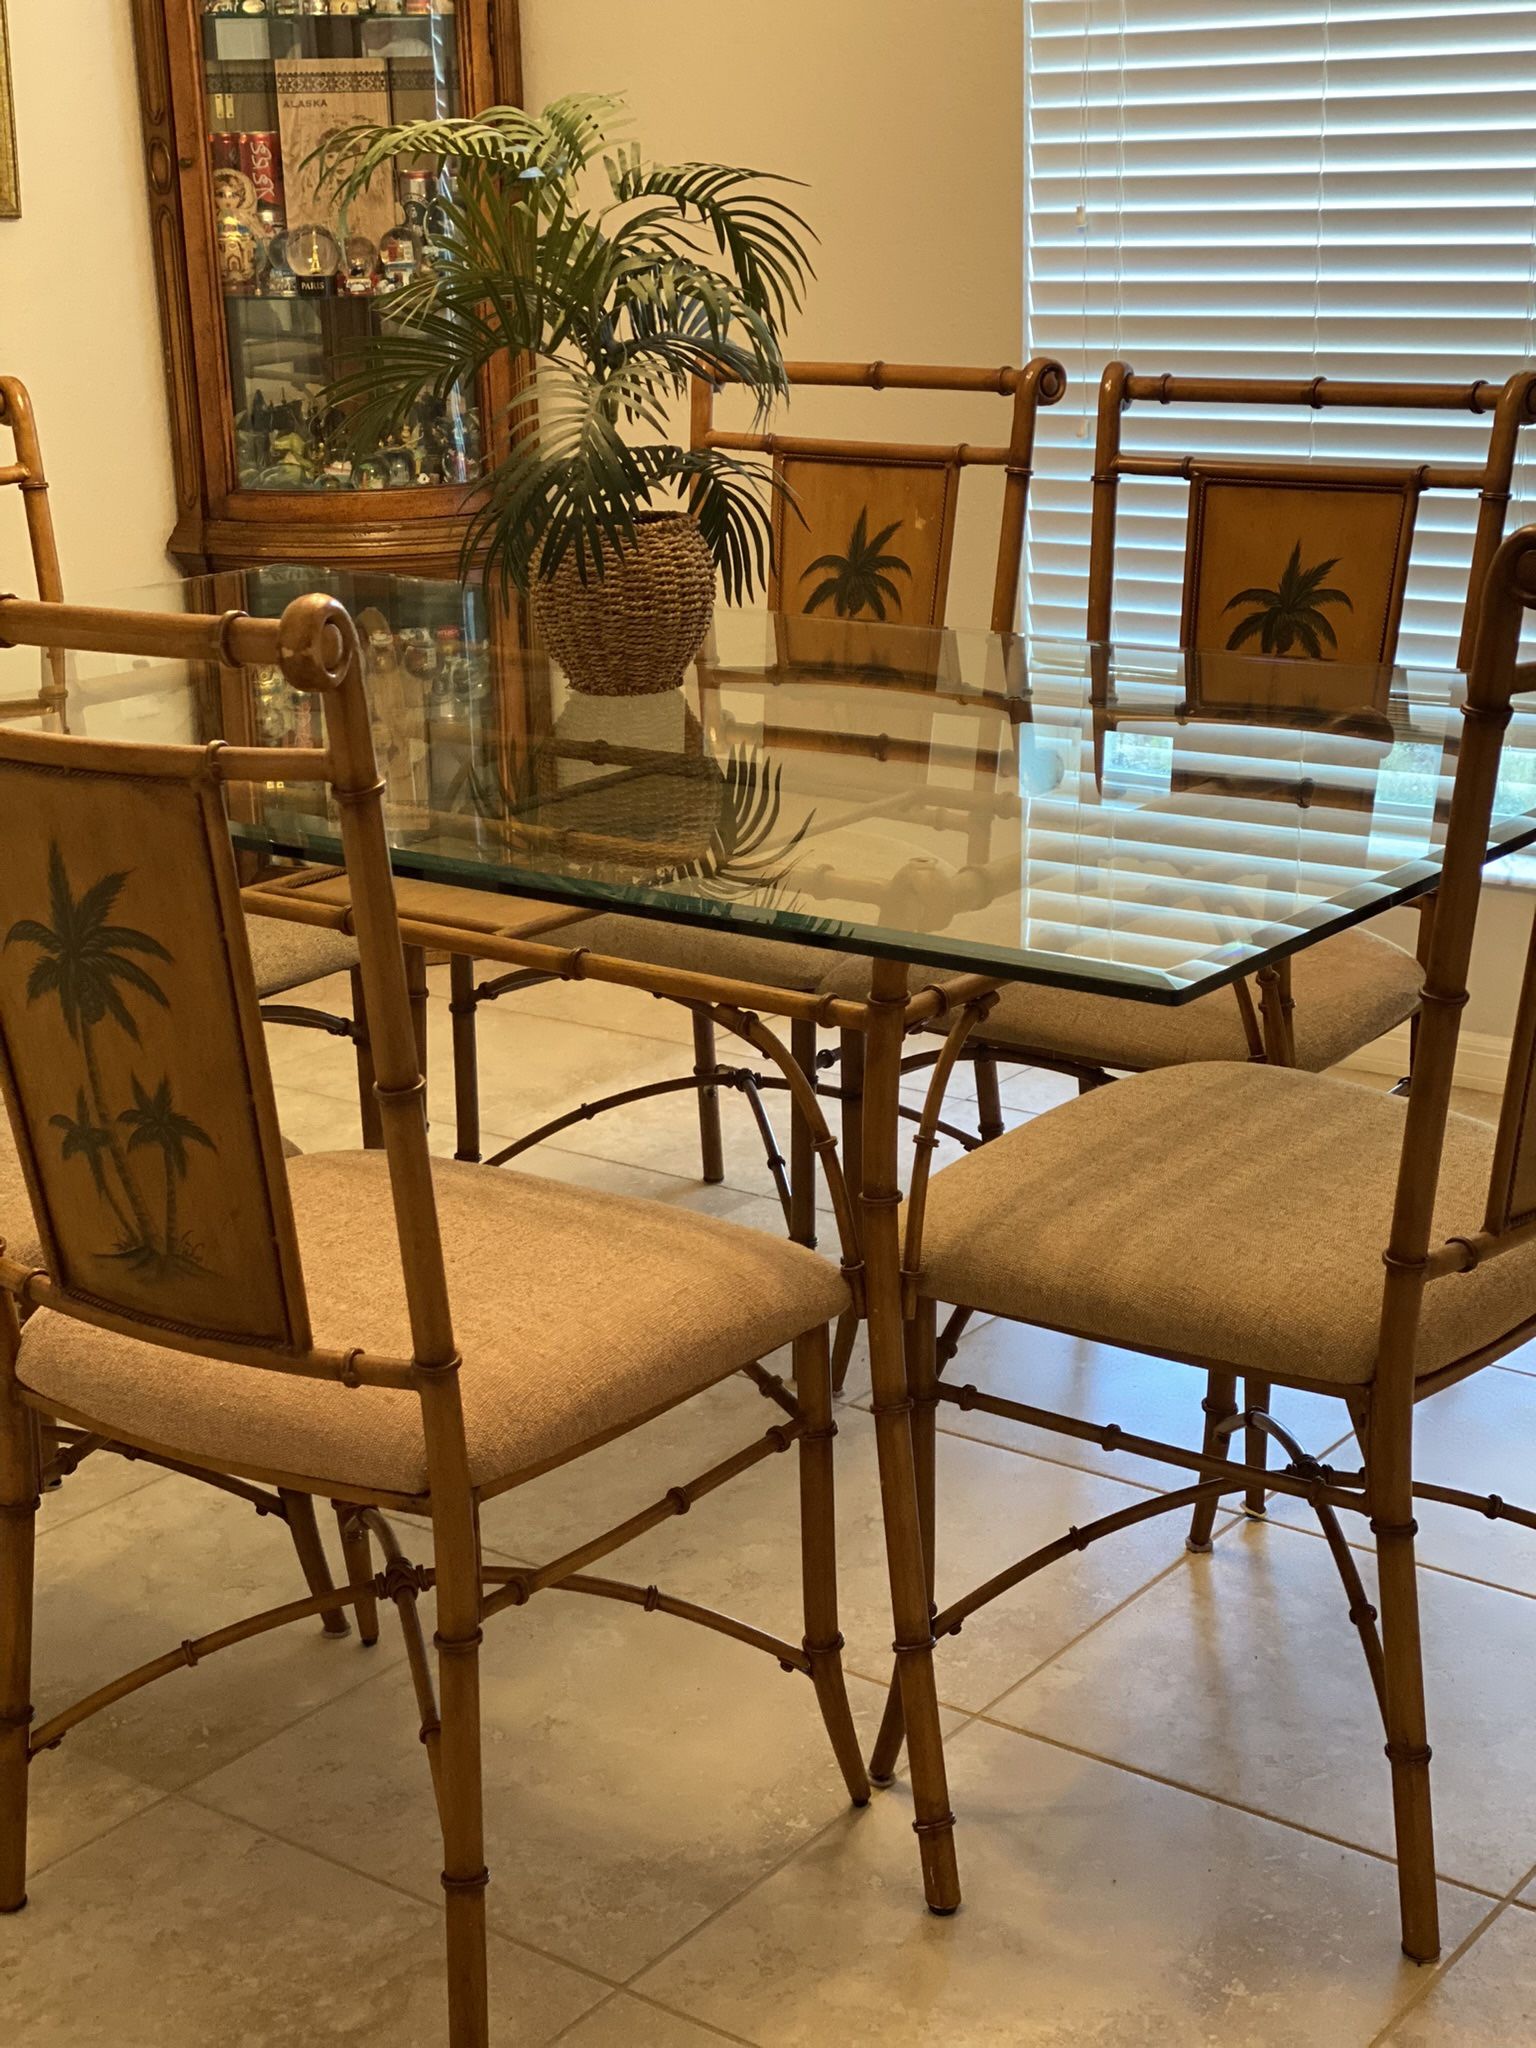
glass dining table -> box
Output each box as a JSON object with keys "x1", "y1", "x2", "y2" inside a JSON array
[{"x1": 17, "y1": 561, "x2": 1536, "y2": 1917}]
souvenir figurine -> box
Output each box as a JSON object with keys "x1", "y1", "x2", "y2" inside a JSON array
[
  {"x1": 210, "y1": 167, "x2": 260, "y2": 220},
  {"x1": 216, "y1": 211, "x2": 262, "y2": 294},
  {"x1": 285, "y1": 223, "x2": 341, "y2": 295},
  {"x1": 342, "y1": 234, "x2": 379, "y2": 294},
  {"x1": 377, "y1": 227, "x2": 418, "y2": 293},
  {"x1": 265, "y1": 231, "x2": 299, "y2": 296}
]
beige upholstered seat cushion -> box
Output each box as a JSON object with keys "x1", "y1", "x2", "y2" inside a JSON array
[
  {"x1": 0, "y1": 1125, "x2": 42, "y2": 1270},
  {"x1": 825, "y1": 928, "x2": 1422, "y2": 1074},
  {"x1": 552, "y1": 912, "x2": 836, "y2": 995},
  {"x1": 244, "y1": 916, "x2": 360, "y2": 1000},
  {"x1": 18, "y1": 1151, "x2": 848, "y2": 1496},
  {"x1": 920, "y1": 1062, "x2": 1531, "y2": 1387}
]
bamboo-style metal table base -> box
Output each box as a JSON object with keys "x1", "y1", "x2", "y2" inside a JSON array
[{"x1": 244, "y1": 869, "x2": 989, "y2": 1913}]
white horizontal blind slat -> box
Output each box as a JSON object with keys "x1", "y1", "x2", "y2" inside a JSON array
[{"x1": 1024, "y1": 0, "x2": 1536, "y2": 667}]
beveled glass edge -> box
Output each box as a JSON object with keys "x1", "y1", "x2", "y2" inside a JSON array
[{"x1": 236, "y1": 806, "x2": 1536, "y2": 1008}]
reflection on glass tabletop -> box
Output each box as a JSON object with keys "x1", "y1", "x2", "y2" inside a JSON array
[{"x1": 19, "y1": 564, "x2": 1536, "y2": 1005}]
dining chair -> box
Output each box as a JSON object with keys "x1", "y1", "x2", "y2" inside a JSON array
[
  {"x1": 902, "y1": 364, "x2": 1536, "y2": 1441},
  {"x1": 872, "y1": 521, "x2": 1536, "y2": 1966},
  {"x1": 0, "y1": 375, "x2": 378, "y2": 1137},
  {"x1": 441, "y1": 357, "x2": 1068, "y2": 1196},
  {"x1": 954, "y1": 363, "x2": 1536, "y2": 1095},
  {"x1": 0, "y1": 590, "x2": 868, "y2": 2047}
]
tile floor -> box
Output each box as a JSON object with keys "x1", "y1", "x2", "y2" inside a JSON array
[{"x1": 3, "y1": 968, "x2": 1535, "y2": 2044}]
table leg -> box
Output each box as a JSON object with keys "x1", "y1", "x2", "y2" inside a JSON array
[{"x1": 861, "y1": 957, "x2": 960, "y2": 1913}]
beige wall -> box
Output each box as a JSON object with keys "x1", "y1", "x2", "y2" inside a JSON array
[
  {"x1": 0, "y1": 0, "x2": 179, "y2": 689},
  {"x1": 521, "y1": 0, "x2": 1025, "y2": 629}
]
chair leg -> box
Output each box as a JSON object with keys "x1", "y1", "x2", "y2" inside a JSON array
[
  {"x1": 831, "y1": 1028, "x2": 866, "y2": 1397},
  {"x1": 974, "y1": 1051, "x2": 1005, "y2": 1144},
  {"x1": 1188, "y1": 1370, "x2": 1238, "y2": 1552},
  {"x1": 405, "y1": 945, "x2": 430, "y2": 1093},
  {"x1": 351, "y1": 965, "x2": 384, "y2": 1150},
  {"x1": 335, "y1": 1504, "x2": 379, "y2": 1647},
  {"x1": 433, "y1": 1517, "x2": 490, "y2": 2048},
  {"x1": 794, "y1": 1325, "x2": 871, "y2": 1808},
  {"x1": 1243, "y1": 1375, "x2": 1271, "y2": 1517},
  {"x1": 1369, "y1": 1385, "x2": 1440, "y2": 1963},
  {"x1": 280, "y1": 1489, "x2": 349, "y2": 1637},
  {"x1": 0, "y1": 1305, "x2": 38, "y2": 1914},
  {"x1": 449, "y1": 956, "x2": 483, "y2": 1164},
  {"x1": 691, "y1": 1012, "x2": 726, "y2": 1185},
  {"x1": 869, "y1": 1299, "x2": 940, "y2": 1785},
  {"x1": 789, "y1": 1020, "x2": 818, "y2": 1249}
]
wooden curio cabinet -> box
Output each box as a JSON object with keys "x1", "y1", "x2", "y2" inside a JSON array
[{"x1": 130, "y1": 0, "x2": 522, "y2": 573}]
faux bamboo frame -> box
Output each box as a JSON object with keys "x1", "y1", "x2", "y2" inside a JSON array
[{"x1": 0, "y1": 588, "x2": 929, "y2": 2040}]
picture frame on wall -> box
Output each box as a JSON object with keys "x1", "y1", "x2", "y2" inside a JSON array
[{"x1": 0, "y1": 2, "x2": 17, "y2": 220}]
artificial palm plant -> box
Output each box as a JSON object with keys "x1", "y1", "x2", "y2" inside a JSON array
[{"x1": 312, "y1": 94, "x2": 815, "y2": 690}]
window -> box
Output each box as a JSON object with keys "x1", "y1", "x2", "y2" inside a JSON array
[{"x1": 1024, "y1": 1, "x2": 1536, "y2": 664}]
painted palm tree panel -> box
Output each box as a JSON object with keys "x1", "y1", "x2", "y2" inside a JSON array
[
  {"x1": 1182, "y1": 473, "x2": 1420, "y2": 668},
  {"x1": 769, "y1": 454, "x2": 960, "y2": 629},
  {"x1": 0, "y1": 761, "x2": 300, "y2": 1347}
]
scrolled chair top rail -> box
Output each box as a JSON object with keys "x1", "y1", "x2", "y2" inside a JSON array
[
  {"x1": 276, "y1": 592, "x2": 365, "y2": 694},
  {"x1": 1466, "y1": 523, "x2": 1536, "y2": 717}
]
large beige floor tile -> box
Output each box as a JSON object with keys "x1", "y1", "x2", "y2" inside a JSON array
[
  {"x1": 30, "y1": 1473, "x2": 400, "y2": 1791},
  {"x1": 560, "y1": 1994, "x2": 749, "y2": 2046},
  {"x1": 989, "y1": 1517, "x2": 1536, "y2": 1893},
  {"x1": 639, "y1": 1718, "x2": 1482, "y2": 2047},
  {"x1": 192, "y1": 1593, "x2": 889, "y2": 1980},
  {"x1": 0, "y1": 1797, "x2": 600, "y2": 2046},
  {"x1": 21, "y1": 1752, "x2": 165, "y2": 1882},
  {"x1": 484, "y1": 1396, "x2": 1206, "y2": 1711},
  {"x1": 1382, "y1": 1903, "x2": 1536, "y2": 2044},
  {"x1": 36, "y1": 1449, "x2": 169, "y2": 1536},
  {"x1": 916, "y1": 1315, "x2": 1348, "y2": 1496}
]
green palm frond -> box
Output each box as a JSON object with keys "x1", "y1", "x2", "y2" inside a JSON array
[
  {"x1": 658, "y1": 747, "x2": 812, "y2": 903},
  {"x1": 308, "y1": 92, "x2": 815, "y2": 599},
  {"x1": 800, "y1": 506, "x2": 914, "y2": 620},
  {"x1": 119, "y1": 1073, "x2": 216, "y2": 1175},
  {"x1": 1222, "y1": 540, "x2": 1355, "y2": 658},
  {"x1": 6, "y1": 844, "x2": 171, "y2": 1042}
]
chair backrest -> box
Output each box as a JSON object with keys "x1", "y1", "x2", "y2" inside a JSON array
[
  {"x1": 0, "y1": 374, "x2": 67, "y2": 712},
  {"x1": 0, "y1": 593, "x2": 461, "y2": 1441},
  {"x1": 1087, "y1": 367, "x2": 1536, "y2": 669},
  {"x1": 690, "y1": 359, "x2": 1067, "y2": 635},
  {"x1": 1375, "y1": 524, "x2": 1536, "y2": 1381}
]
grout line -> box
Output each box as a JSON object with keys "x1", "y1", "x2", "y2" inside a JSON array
[
  {"x1": 548, "y1": 1987, "x2": 759, "y2": 2047},
  {"x1": 963, "y1": 1536, "x2": 1238, "y2": 1721},
  {"x1": 176, "y1": 1783, "x2": 633, "y2": 2006},
  {"x1": 24, "y1": 1782, "x2": 177, "y2": 1888},
  {"x1": 1363, "y1": 1851, "x2": 1536, "y2": 2047},
  {"x1": 1244, "y1": 1497, "x2": 1536, "y2": 1606},
  {"x1": 35, "y1": 1462, "x2": 174, "y2": 1543},
  {"x1": 964, "y1": 1713, "x2": 1509, "y2": 1903},
  {"x1": 926, "y1": 1414, "x2": 1171, "y2": 1497}
]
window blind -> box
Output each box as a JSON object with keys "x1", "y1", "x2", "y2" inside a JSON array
[{"x1": 1023, "y1": 0, "x2": 1536, "y2": 663}]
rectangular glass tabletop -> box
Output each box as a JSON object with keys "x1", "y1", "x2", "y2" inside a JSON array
[{"x1": 23, "y1": 565, "x2": 1536, "y2": 1004}]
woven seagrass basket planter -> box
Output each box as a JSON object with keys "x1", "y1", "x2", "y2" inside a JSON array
[{"x1": 532, "y1": 512, "x2": 716, "y2": 697}]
